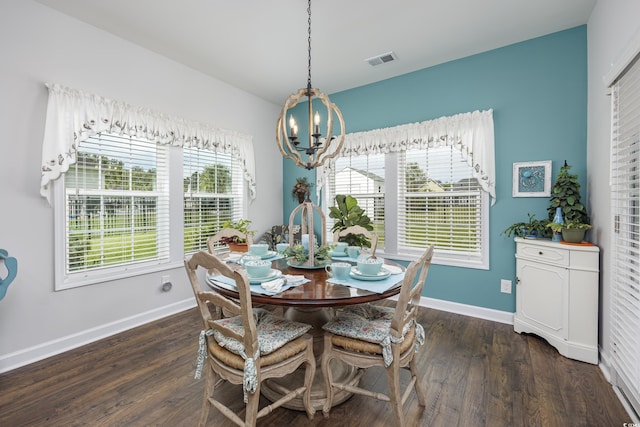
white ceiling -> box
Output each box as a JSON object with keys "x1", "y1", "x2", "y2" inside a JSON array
[{"x1": 35, "y1": 0, "x2": 596, "y2": 105}]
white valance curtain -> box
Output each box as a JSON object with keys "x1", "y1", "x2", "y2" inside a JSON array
[
  {"x1": 40, "y1": 83, "x2": 256, "y2": 204},
  {"x1": 317, "y1": 109, "x2": 496, "y2": 205}
]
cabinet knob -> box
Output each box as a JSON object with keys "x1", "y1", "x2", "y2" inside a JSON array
[{"x1": 538, "y1": 251, "x2": 543, "y2": 255}]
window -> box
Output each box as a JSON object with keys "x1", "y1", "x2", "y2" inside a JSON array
[
  {"x1": 325, "y1": 145, "x2": 489, "y2": 269},
  {"x1": 57, "y1": 133, "x2": 170, "y2": 289},
  {"x1": 183, "y1": 147, "x2": 245, "y2": 254},
  {"x1": 43, "y1": 84, "x2": 255, "y2": 290},
  {"x1": 610, "y1": 53, "x2": 640, "y2": 416}
]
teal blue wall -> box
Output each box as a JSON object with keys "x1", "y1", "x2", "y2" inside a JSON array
[{"x1": 282, "y1": 26, "x2": 587, "y2": 313}]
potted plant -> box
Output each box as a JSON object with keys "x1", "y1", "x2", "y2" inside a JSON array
[
  {"x1": 547, "y1": 161, "x2": 591, "y2": 243},
  {"x1": 546, "y1": 221, "x2": 592, "y2": 244},
  {"x1": 328, "y1": 195, "x2": 374, "y2": 247},
  {"x1": 502, "y1": 213, "x2": 550, "y2": 239},
  {"x1": 219, "y1": 218, "x2": 255, "y2": 252},
  {"x1": 292, "y1": 177, "x2": 313, "y2": 204}
]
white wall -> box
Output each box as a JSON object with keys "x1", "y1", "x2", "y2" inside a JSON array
[
  {"x1": 0, "y1": 0, "x2": 282, "y2": 371},
  {"x1": 587, "y1": 0, "x2": 640, "y2": 363}
]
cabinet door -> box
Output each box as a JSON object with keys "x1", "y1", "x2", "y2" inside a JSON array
[{"x1": 516, "y1": 259, "x2": 568, "y2": 340}]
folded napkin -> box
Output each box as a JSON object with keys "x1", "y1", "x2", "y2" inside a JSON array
[
  {"x1": 260, "y1": 274, "x2": 306, "y2": 293},
  {"x1": 383, "y1": 265, "x2": 403, "y2": 275},
  {"x1": 226, "y1": 253, "x2": 243, "y2": 263},
  {"x1": 282, "y1": 274, "x2": 306, "y2": 284}
]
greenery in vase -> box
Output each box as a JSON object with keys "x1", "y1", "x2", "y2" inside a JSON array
[
  {"x1": 328, "y1": 195, "x2": 374, "y2": 247},
  {"x1": 291, "y1": 177, "x2": 313, "y2": 203},
  {"x1": 218, "y1": 218, "x2": 255, "y2": 244},
  {"x1": 547, "y1": 162, "x2": 590, "y2": 226},
  {"x1": 284, "y1": 244, "x2": 332, "y2": 265}
]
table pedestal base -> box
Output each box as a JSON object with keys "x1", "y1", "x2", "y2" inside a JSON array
[{"x1": 260, "y1": 306, "x2": 360, "y2": 411}]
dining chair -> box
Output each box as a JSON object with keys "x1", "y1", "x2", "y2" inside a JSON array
[
  {"x1": 185, "y1": 250, "x2": 316, "y2": 426},
  {"x1": 333, "y1": 225, "x2": 378, "y2": 257},
  {"x1": 320, "y1": 244, "x2": 434, "y2": 427}
]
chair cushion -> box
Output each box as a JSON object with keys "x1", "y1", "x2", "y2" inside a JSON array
[
  {"x1": 322, "y1": 304, "x2": 412, "y2": 344},
  {"x1": 211, "y1": 308, "x2": 311, "y2": 356}
]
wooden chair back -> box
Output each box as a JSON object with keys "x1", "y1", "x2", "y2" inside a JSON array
[
  {"x1": 184, "y1": 251, "x2": 258, "y2": 360},
  {"x1": 390, "y1": 244, "x2": 434, "y2": 340}
]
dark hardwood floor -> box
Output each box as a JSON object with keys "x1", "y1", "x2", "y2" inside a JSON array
[{"x1": 0, "y1": 304, "x2": 632, "y2": 426}]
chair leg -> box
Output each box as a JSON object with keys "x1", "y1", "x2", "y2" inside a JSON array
[
  {"x1": 385, "y1": 360, "x2": 405, "y2": 427},
  {"x1": 244, "y1": 383, "x2": 260, "y2": 427},
  {"x1": 410, "y1": 357, "x2": 426, "y2": 407},
  {"x1": 321, "y1": 335, "x2": 335, "y2": 418},
  {"x1": 199, "y1": 364, "x2": 216, "y2": 426}
]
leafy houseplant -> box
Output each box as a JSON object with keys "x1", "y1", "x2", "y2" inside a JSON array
[
  {"x1": 547, "y1": 161, "x2": 591, "y2": 242},
  {"x1": 547, "y1": 162, "x2": 590, "y2": 224},
  {"x1": 502, "y1": 213, "x2": 550, "y2": 239},
  {"x1": 292, "y1": 177, "x2": 313, "y2": 204},
  {"x1": 219, "y1": 219, "x2": 255, "y2": 251},
  {"x1": 328, "y1": 195, "x2": 374, "y2": 247}
]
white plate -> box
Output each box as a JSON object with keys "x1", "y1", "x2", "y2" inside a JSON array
[
  {"x1": 248, "y1": 269, "x2": 282, "y2": 284},
  {"x1": 260, "y1": 251, "x2": 277, "y2": 259},
  {"x1": 350, "y1": 267, "x2": 391, "y2": 281}
]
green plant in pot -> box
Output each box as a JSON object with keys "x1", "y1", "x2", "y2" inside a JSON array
[
  {"x1": 502, "y1": 213, "x2": 550, "y2": 239},
  {"x1": 328, "y1": 195, "x2": 374, "y2": 247},
  {"x1": 547, "y1": 161, "x2": 591, "y2": 243},
  {"x1": 219, "y1": 218, "x2": 255, "y2": 251}
]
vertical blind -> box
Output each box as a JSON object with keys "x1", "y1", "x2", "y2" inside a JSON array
[
  {"x1": 183, "y1": 147, "x2": 244, "y2": 254},
  {"x1": 64, "y1": 133, "x2": 170, "y2": 275},
  {"x1": 610, "y1": 53, "x2": 640, "y2": 415}
]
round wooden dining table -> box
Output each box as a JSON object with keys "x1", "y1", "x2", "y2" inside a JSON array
[{"x1": 206, "y1": 255, "x2": 406, "y2": 411}]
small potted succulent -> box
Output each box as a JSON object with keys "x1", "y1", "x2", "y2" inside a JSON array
[{"x1": 219, "y1": 218, "x2": 255, "y2": 252}]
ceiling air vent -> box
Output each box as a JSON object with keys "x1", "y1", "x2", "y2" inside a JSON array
[{"x1": 365, "y1": 51, "x2": 398, "y2": 66}]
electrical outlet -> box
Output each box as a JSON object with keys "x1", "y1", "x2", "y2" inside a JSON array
[{"x1": 500, "y1": 279, "x2": 512, "y2": 294}]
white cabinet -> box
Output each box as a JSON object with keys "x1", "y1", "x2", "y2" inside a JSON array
[{"x1": 514, "y1": 237, "x2": 600, "y2": 364}]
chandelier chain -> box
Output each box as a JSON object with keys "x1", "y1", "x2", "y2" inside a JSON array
[{"x1": 307, "y1": 0, "x2": 312, "y2": 88}]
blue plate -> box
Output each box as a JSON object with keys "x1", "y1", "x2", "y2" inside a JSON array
[
  {"x1": 330, "y1": 251, "x2": 348, "y2": 257},
  {"x1": 248, "y1": 269, "x2": 282, "y2": 284}
]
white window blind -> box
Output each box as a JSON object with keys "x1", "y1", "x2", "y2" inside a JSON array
[
  {"x1": 183, "y1": 147, "x2": 245, "y2": 254},
  {"x1": 398, "y1": 147, "x2": 484, "y2": 260},
  {"x1": 326, "y1": 154, "x2": 386, "y2": 244},
  {"x1": 325, "y1": 145, "x2": 488, "y2": 268},
  {"x1": 610, "y1": 53, "x2": 640, "y2": 415},
  {"x1": 62, "y1": 133, "x2": 170, "y2": 287}
]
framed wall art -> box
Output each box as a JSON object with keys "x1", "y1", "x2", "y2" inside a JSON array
[{"x1": 512, "y1": 161, "x2": 552, "y2": 197}]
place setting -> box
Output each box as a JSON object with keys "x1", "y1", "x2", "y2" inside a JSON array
[
  {"x1": 325, "y1": 257, "x2": 405, "y2": 293},
  {"x1": 208, "y1": 257, "x2": 309, "y2": 295}
]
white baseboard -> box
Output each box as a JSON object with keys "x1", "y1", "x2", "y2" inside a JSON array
[
  {"x1": 1, "y1": 296, "x2": 513, "y2": 374},
  {"x1": 0, "y1": 298, "x2": 196, "y2": 374},
  {"x1": 388, "y1": 295, "x2": 514, "y2": 325}
]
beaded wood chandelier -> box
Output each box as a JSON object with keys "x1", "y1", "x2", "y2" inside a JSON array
[{"x1": 275, "y1": 0, "x2": 345, "y2": 170}]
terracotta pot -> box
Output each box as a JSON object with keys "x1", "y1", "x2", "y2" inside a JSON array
[
  {"x1": 228, "y1": 242, "x2": 249, "y2": 253},
  {"x1": 561, "y1": 228, "x2": 586, "y2": 244}
]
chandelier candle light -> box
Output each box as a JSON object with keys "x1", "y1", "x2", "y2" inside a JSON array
[{"x1": 276, "y1": 0, "x2": 345, "y2": 170}]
